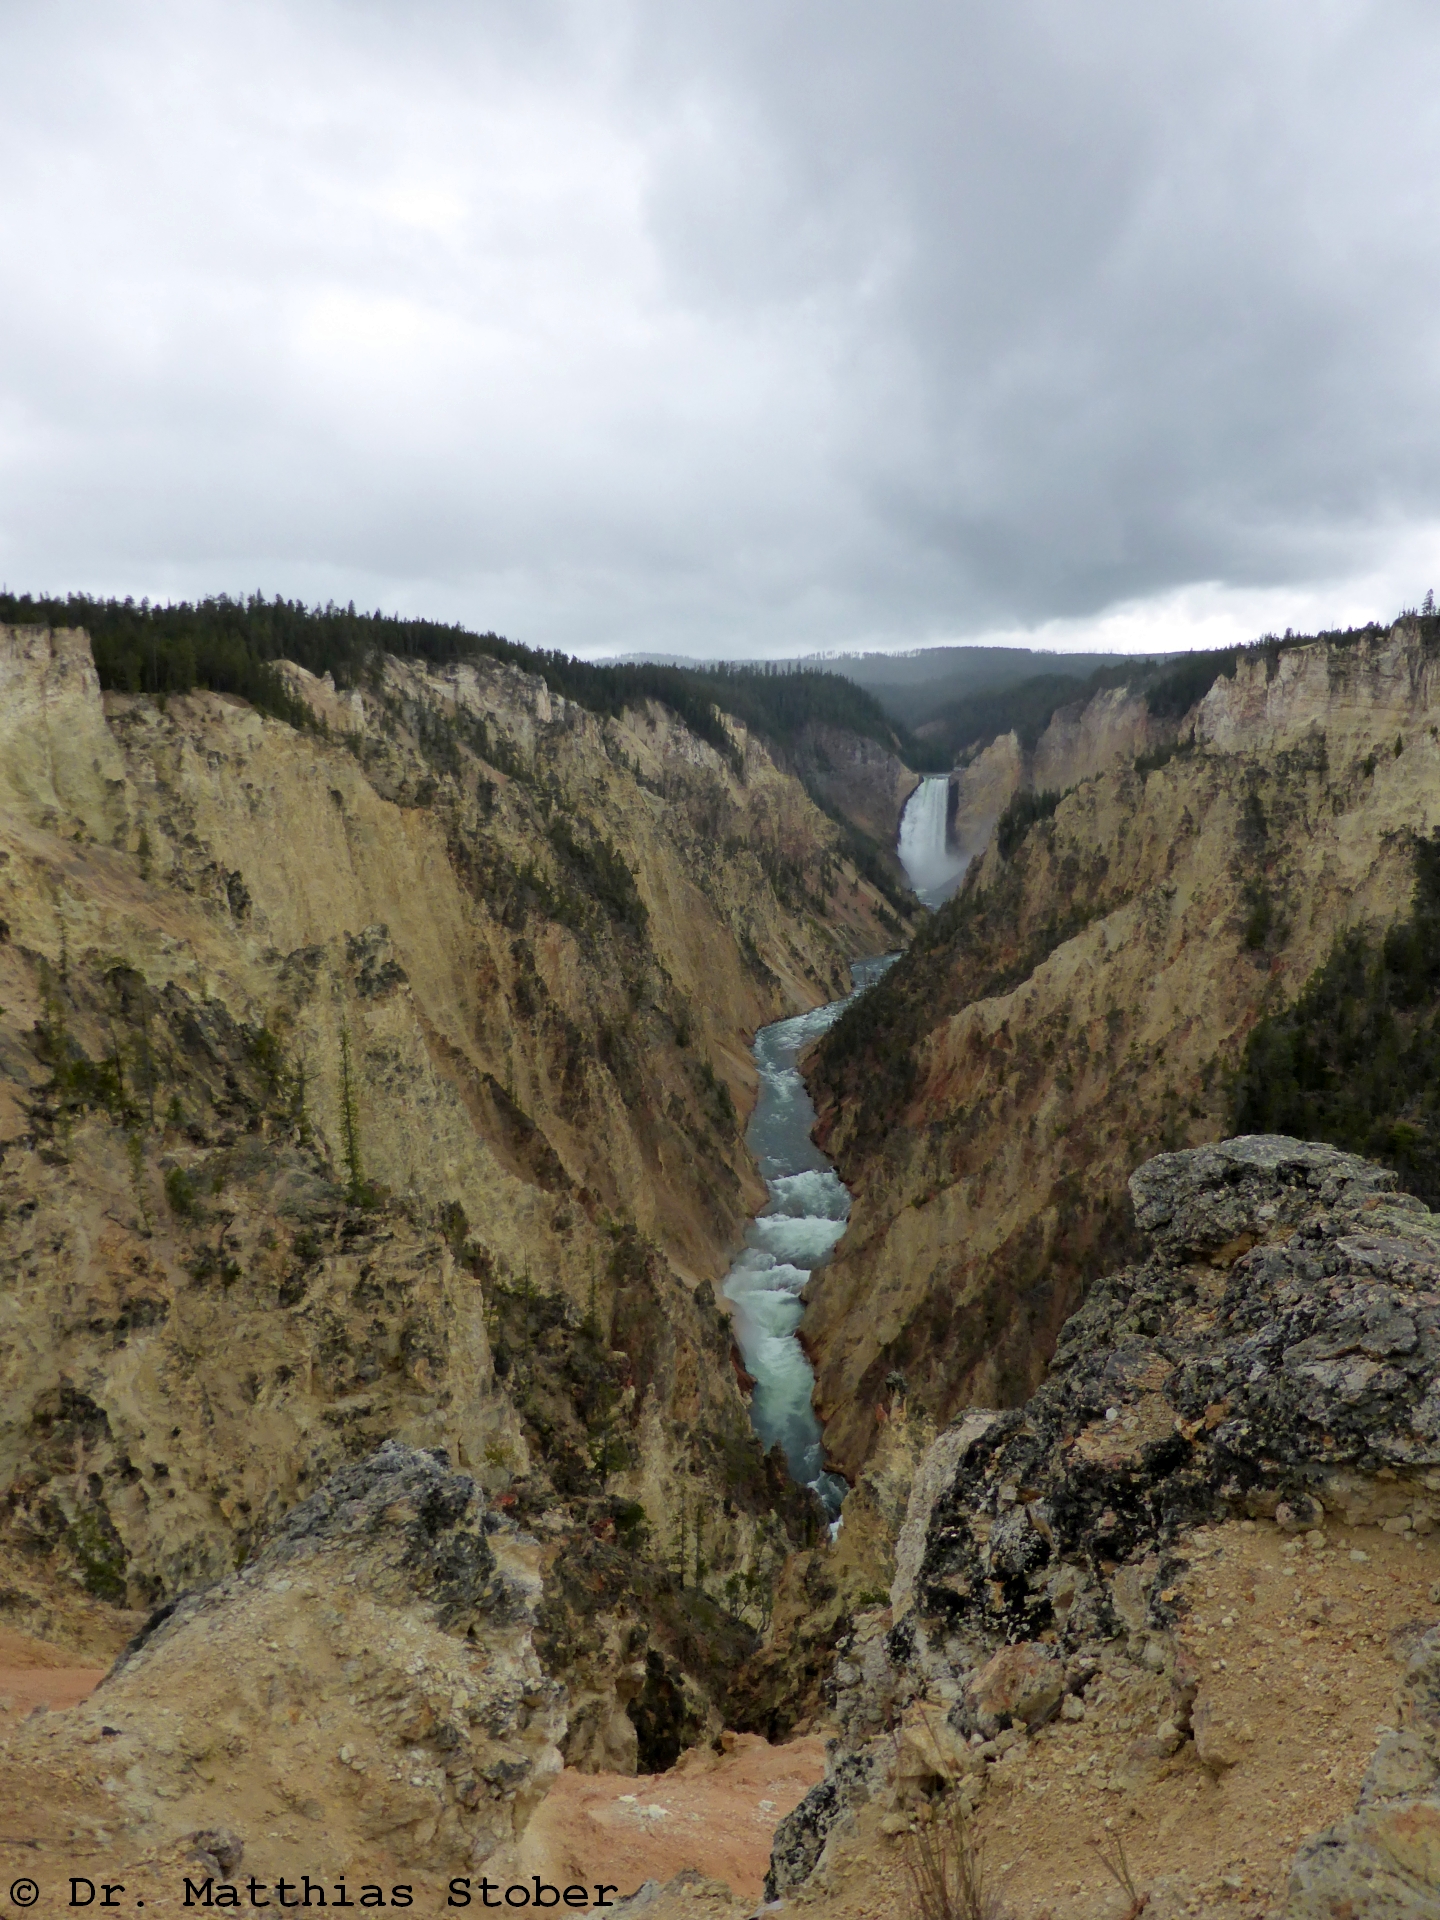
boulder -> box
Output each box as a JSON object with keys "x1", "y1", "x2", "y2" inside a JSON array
[
  {"x1": 764, "y1": 1747, "x2": 883, "y2": 1899},
  {"x1": 16, "y1": 1442, "x2": 565, "y2": 1874},
  {"x1": 965, "y1": 1642, "x2": 1064, "y2": 1733},
  {"x1": 1129, "y1": 1134, "x2": 1397, "y2": 1259}
]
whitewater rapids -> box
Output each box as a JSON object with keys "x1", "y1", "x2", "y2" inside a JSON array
[{"x1": 721, "y1": 955, "x2": 895, "y2": 1515}]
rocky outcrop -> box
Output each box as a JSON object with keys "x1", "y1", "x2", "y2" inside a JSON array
[
  {"x1": 887, "y1": 1137, "x2": 1439, "y2": 1671},
  {"x1": 807, "y1": 619, "x2": 1440, "y2": 1481},
  {"x1": 769, "y1": 1137, "x2": 1440, "y2": 1908},
  {"x1": 0, "y1": 624, "x2": 127, "y2": 843},
  {"x1": 764, "y1": 1746, "x2": 883, "y2": 1898},
  {"x1": 1196, "y1": 619, "x2": 1440, "y2": 757},
  {"x1": 1129, "y1": 1130, "x2": 1403, "y2": 1255},
  {"x1": 14, "y1": 1442, "x2": 564, "y2": 1872}
]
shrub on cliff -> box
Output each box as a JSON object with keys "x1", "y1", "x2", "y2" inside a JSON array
[{"x1": 995, "y1": 786, "x2": 1061, "y2": 860}]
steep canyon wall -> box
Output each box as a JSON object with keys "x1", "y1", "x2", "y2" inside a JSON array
[
  {"x1": 0, "y1": 623, "x2": 901, "y2": 1762},
  {"x1": 949, "y1": 683, "x2": 1170, "y2": 858}
]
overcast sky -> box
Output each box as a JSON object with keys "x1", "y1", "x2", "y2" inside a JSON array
[{"x1": 3, "y1": 0, "x2": 1440, "y2": 659}]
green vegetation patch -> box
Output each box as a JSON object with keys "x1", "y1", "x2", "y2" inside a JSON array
[
  {"x1": 995, "y1": 786, "x2": 1061, "y2": 861},
  {"x1": 1230, "y1": 830, "x2": 1440, "y2": 1204},
  {"x1": 546, "y1": 819, "x2": 648, "y2": 934},
  {"x1": 66, "y1": 1502, "x2": 129, "y2": 1602}
]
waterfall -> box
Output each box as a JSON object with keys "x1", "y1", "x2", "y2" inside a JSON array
[{"x1": 897, "y1": 775, "x2": 968, "y2": 906}]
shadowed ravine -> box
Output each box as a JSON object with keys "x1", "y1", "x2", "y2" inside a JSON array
[{"x1": 722, "y1": 955, "x2": 897, "y2": 1514}]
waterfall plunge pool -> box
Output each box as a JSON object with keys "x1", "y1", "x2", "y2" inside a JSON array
[{"x1": 721, "y1": 954, "x2": 897, "y2": 1516}]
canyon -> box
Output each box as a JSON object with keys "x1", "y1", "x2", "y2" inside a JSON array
[{"x1": 5, "y1": 612, "x2": 1440, "y2": 1916}]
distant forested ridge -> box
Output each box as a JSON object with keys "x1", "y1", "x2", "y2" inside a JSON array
[
  {"x1": 879, "y1": 625, "x2": 1413, "y2": 768},
  {"x1": 825, "y1": 645, "x2": 1140, "y2": 725},
  {"x1": 0, "y1": 591, "x2": 908, "y2": 769}
]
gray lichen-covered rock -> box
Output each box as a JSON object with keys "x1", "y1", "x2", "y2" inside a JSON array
[
  {"x1": 896, "y1": 1136, "x2": 1440, "y2": 1670},
  {"x1": 26, "y1": 1442, "x2": 565, "y2": 1874},
  {"x1": 1282, "y1": 1627, "x2": 1440, "y2": 1917},
  {"x1": 764, "y1": 1745, "x2": 884, "y2": 1899},
  {"x1": 1130, "y1": 1134, "x2": 1399, "y2": 1258}
]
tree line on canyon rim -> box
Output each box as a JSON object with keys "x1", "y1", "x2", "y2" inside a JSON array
[
  {"x1": 0, "y1": 589, "x2": 921, "y2": 920},
  {"x1": 0, "y1": 587, "x2": 1384, "y2": 777},
  {"x1": 0, "y1": 589, "x2": 906, "y2": 764}
]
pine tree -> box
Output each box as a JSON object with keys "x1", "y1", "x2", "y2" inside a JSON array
[
  {"x1": 671, "y1": 1495, "x2": 687, "y2": 1587},
  {"x1": 339, "y1": 1023, "x2": 364, "y2": 1203}
]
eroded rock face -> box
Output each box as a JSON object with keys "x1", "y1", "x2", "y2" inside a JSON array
[
  {"x1": 0, "y1": 625, "x2": 127, "y2": 842},
  {"x1": 770, "y1": 1136, "x2": 1440, "y2": 1901},
  {"x1": 788, "y1": 721, "x2": 918, "y2": 857},
  {"x1": 21, "y1": 1443, "x2": 565, "y2": 1871},
  {"x1": 947, "y1": 686, "x2": 1171, "y2": 864}
]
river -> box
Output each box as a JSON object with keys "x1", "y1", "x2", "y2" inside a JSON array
[{"x1": 721, "y1": 955, "x2": 897, "y2": 1516}]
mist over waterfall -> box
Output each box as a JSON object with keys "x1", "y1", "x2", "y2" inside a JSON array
[
  {"x1": 897, "y1": 775, "x2": 969, "y2": 907},
  {"x1": 722, "y1": 956, "x2": 896, "y2": 1516}
]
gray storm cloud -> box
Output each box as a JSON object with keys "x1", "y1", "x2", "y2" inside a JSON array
[{"x1": 1, "y1": 0, "x2": 1438, "y2": 654}]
